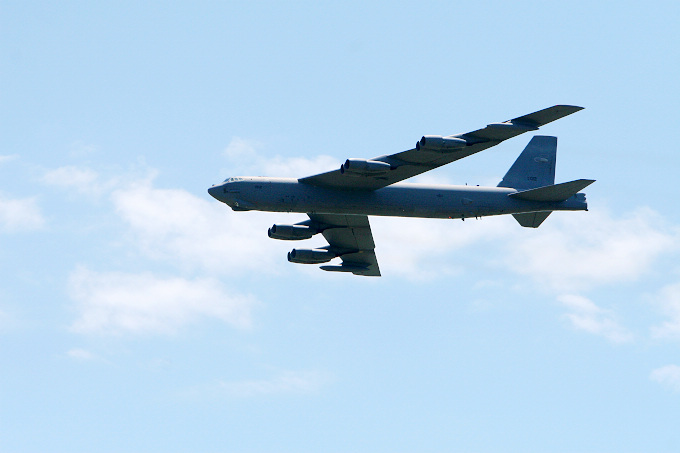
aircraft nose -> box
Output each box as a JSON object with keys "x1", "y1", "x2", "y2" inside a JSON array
[{"x1": 208, "y1": 184, "x2": 222, "y2": 200}]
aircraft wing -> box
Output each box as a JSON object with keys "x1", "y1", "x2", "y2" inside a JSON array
[
  {"x1": 308, "y1": 213, "x2": 381, "y2": 276},
  {"x1": 299, "y1": 105, "x2": 583, "y2": 191}
]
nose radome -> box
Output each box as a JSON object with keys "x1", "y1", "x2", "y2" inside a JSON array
[{"x1": 208, "y1": 185, "x2": 221, "y2": 200}]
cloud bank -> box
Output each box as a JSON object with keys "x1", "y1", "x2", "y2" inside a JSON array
[{"x1": 39, "y1": 141, "x2": 680, "y2": 345}]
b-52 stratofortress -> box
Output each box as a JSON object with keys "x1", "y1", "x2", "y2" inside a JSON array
[{"x1": 209, "y1": 105, "x2": 594, "y2": 277}]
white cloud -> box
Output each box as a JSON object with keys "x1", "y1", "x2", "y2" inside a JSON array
[
  {"x1": 111, "y1": 179, "x2": 289, "y2": 274},
  {"x1": 650, "y1": 365, "x2": 680, "y2": 393},
  {"x1": 69, "y1": 267, "x2": 256, "y2": 335},
  {"x1": 0, "y1": 194, "x2": 44, "y2": 232},
  {"x1": 0, "y1": 154, "x2": 18, "y2": 165},
  {"x1": 222, "y1": 137, "x2": 338, "y2": 177},
  {"x1": 42, "y1": 166, "x2": 101, "y2": 194},
  {"x1": 370, "y1": 215, "x2": 511, "y2": 279},
  {"x1": 42, "y1": 165, "x2": 144, "y2": 199},
  {"x1": 56, "y1": 154, "x2": 680, "y2": 351},
  {"x1": 505, "y1": 208, "x2": 678, "y2": 291},
  {"x1": 185, "y1": 369, "x2": 330, "y2": 400},
  {"x1": 260, "y1": 155, "x2": 340, "y2": 178},
  {"x1": 558, "y1": 294, "x2": 633, "y2": 343},
  {"x1": 218, "y1": 370, "x2": 328, "y2": 397},
  {"x1": 67, "y1": 140, "x2": 98, "y2": 157},
  {"x1": 66, "y1": 348, "x2": 99, "y2": 361},
  {"x1": 367, "y1": 206, "x2": 678, "y2": 285},
  {"x1": 223, "y1": 136, "x2": 262, "y2": 161},
  {"x1": 651, "y1": 283, "x2": 680, "y2": 340}
]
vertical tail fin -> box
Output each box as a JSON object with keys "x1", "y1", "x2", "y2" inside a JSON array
[{"x1": 498, "y1": 135, "x2": 556, "y2": 190}]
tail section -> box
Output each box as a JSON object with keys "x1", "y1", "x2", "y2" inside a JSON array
[
  {"x1": 498, "y1": 135, "x2": 556, "y2": 190},
  {"x1": 500, "y1": 136, "x2": 594, "y2": 228}
]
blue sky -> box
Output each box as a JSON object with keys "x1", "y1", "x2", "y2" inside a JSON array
[{"x1": 2, "y1": 1, "x2": 680, "y2": 452}]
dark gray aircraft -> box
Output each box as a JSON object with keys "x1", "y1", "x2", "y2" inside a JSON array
[{"x1": 209, "y1": 105, "x2": 594, "y2": 277}]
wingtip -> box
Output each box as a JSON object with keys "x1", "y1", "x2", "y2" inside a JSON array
[{"x1": 556, "y1": 104, "x2": 585, "y2": 112}]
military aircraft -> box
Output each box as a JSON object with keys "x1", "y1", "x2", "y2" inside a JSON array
[{"x1": 208, "y1": 105, "x2": 594, "y2": 277}]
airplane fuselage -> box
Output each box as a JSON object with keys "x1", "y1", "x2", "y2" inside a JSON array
[{"x1": 208, "y1": 176, "x2": 587, "y2": 220}]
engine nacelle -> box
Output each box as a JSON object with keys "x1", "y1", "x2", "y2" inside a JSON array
[
  {"x1": 416, "y1": 135, "x2": 467, "y2": 151},
  {"x1": 268, "y1": 224, "x2": 318, "y2": 240},
  {"x1": 287, "y1": 248, "x2": 336, "y2": 264},
  {"x1": 340, "y1": 158, "x2": 392, "y2": 176}
]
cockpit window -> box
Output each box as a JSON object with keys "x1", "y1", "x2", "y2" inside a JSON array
[{"x1": 224, "y1": 177, "x2": 244, "y2": 183}]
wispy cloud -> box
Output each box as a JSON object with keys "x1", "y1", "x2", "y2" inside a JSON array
[
  {"x1": 505, "y1": 208, "x2": 679, "y2": 292},
  {"x1": 0, "y1": 154, "x2": 19, "y2": 165},
  {"x1": 69, "y1": 267, "x2": 257, "y2": 335},
  {"x1": 650, "y1": 365, "x2": 680, "y2": 393},
  {"x1": 558, "y1": 294, "x2": 634, "y2": 343},
  {"x1": 42, "y1": 166, "x2": 101, "y2": 194},
  {"x1": 42, "y1": 164, "x2": 149, "y2": 199},
  {"x1": 66, "y1": 348, "x2": 100, "y2": 361},
  {"x1": 54, "y1": 164, "x2": 282, "y2": 337},
  {"x1": 223, "y1": 136, "x2": 338, "y2": 177},
  {"x1": 111, "y1": 178, "x2": 288, "y2": 274},
  {"x1": 67, "y1": 140, "x2": 98, "y2": 157},
  {"x1": 223, "y1": 136, "x2": 263, "y2": 161},
  {"x1": 371, "y1": 206, "x2": 678, "y2": 287},
  {"x1": 651, "y1": 283, "x2": 680, "y2": 341},
  {"x1": 218, "y1": 370, "x2": 328, "y2": 397},
  {"x1": 371, "y1": 215, "x2": 511, "y2": 279},
  {"x1": 186, "y1": 369, "x2": 331, "y2": 400},
  {"x1": 0, "y1": 194, "x2": 44, "y2": 232}
]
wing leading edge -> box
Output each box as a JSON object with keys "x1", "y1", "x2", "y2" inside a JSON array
[
  {"x1": 308, "y1": 213, "x2": 380, "y2": 276},
  {"x1": 299, "y1": 105, "x2": 583, "y2": 191}
]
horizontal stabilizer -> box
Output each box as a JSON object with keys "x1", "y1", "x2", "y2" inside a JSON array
[
  {"x1": 509, "y1": 179, "x2": 595, "y2": 202},
  {"x1": 513, "y1": 211, "x2": 552, "y2": 228}
]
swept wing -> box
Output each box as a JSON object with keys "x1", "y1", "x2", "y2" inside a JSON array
[{"x1": 299, "y1": 105, "x2": 583, "y2": 191}]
